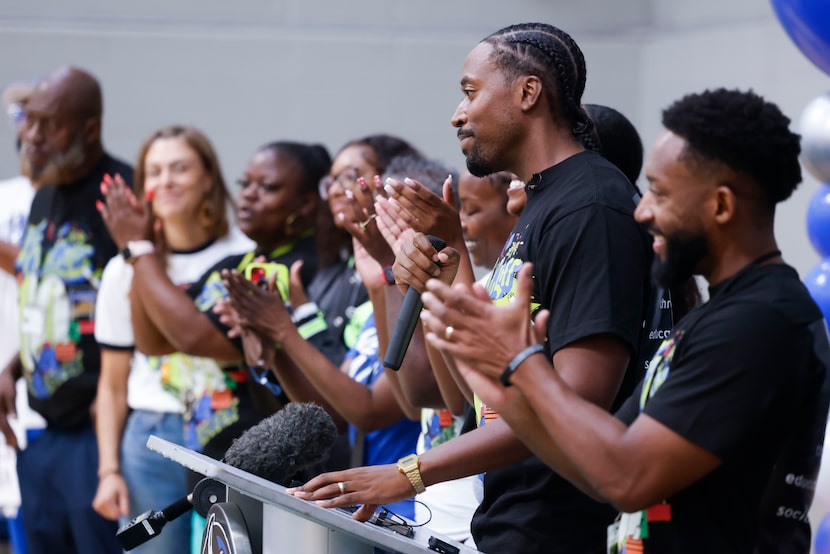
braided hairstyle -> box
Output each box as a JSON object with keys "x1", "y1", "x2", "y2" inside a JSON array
[{"x1": 483, "y1": 23, "x2": 598, "y2": 151}]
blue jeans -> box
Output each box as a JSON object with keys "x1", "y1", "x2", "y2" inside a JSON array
[
  {"x1": 17, "y1": 426, "x2": 121, "y2": 554},
  {"x1": 121, "y1": 410, "x2": 191, "y2": 554}
]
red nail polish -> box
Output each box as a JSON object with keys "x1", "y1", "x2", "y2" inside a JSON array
[
  {"x1": 95, "y1": 200, "x2": 103, "y2": 211},
  {"x1": 145, "y1": 189, "x2": 155, "y2": 201},
  {"x1": 357, "y1": 177, "x2": 368, "y2": 189},
  {"x1": 103, "y1": 174, "x2": 112, "y2": 184}
]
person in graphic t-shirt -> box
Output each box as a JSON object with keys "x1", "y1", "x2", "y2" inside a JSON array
[
  {"x1": 421, "y1": 89, "x2": 830, "y2": 553},
  {"x1": 0, "y1": 66, "x2": 131, "y2": 554},
  {"x1": 291, "y1": 23, "x2": 654, "y2": 554},
  {"x1": 91, "y1": 125, "x2": 253, "y2": 554}
]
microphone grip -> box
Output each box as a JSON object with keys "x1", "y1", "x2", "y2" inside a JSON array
[
  {"x1": 384, "y1": 289, "x2": 423, "y2": 371},
  {"x1": 160, "y1": 494, "x2": 192, "y2": 522},
  {"x1": 383, "y1": 235, "x2": 446, "y2": 371}
]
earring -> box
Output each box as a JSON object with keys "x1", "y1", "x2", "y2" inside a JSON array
[
  {"x1": 198, "y1": 200, "x2": 214, "y2": 229},
  {"x1": 284, "y1": 214, "x2": 296, "y2": 237}
]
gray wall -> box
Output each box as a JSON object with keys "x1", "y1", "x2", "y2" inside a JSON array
[{"x1": 0, "y1": 0, "x2": 827, "y2": 279}]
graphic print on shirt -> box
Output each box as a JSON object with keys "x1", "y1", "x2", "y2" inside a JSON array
[
  {"x1": 146, "y1": 351, "x2": 234, "y2": 451},
  {"x1": 486, "y1": 230, "x2": 525, "y2": 306},
  {"x1": 422, "y1": 409, "x2": 458, "y2": 450},
  {"x1": 194, "y1": 270, "x2": 228, "y2": 312},
  {"x1": 639, "y1": 330, "x2": 685, "y2": 411},
  {"x1": 16, "y1": 220, "x2": 98, "y2": 398},
  {"x1": 182, "y1": 272, "x2": 246, "y2": 450},
  {"x1": 347, "y1": 315, "x2": 380, "y2": 385},
  {"x1": 477, "y1": 227, "x2": 541, "y2": 428}
]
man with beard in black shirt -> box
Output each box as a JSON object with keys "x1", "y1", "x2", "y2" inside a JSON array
[
  {"x1": 291, "y1": 22, "x2": 653, "y2": 553},
  {"x1": 0, "y1": 66, "x2": 130, "y2": 554},
  {"x1": 418, "y1": 88, "x2": 830, "y2": 553}
]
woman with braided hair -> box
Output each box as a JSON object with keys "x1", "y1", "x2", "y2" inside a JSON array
[{"x1": 292, "y1": 22, "x2": 655, "y2": 554}]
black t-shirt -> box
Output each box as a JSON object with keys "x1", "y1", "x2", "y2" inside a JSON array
[
  {"x1": 183, "y1": 234, "x2": 318, "y2": 458},
  {"x1": 474, "y1": 151, "x2": 652, "y2": 553},
  {"x1": 306, "y1": 256, "x2": 368, "y2": 365},
  {"x1": 16, "y1": 153, "x2": 133, "y2": 428},
  {"x1": 616, "y1": 263, "x2": 830, "y2": 553},
  {"x1": 189, "y1": 233, "x2": 318, "y2": 348}
]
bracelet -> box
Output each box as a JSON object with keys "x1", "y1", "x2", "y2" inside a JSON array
[
  {"x1": 97, "y1": 466, "x2": 121, "y2": 479},
  {"x1": 500, "y1": 344, "x2": 546, "y2": 387},
  {"x1": 291, "y1": 302, "x2": 319, "y2": 323}
]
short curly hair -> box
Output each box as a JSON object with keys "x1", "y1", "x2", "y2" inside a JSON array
[{"x1": 662, "y1": 88, "x2": 801, "y2": 210}]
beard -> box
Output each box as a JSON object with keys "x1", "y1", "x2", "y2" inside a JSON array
[
  {"x1": 651, "y1": 228, "x2": 708, "y2": 289},
  {"x1": 21, "y1": 133, "x2": 87, "y2": 185},
  {"x1": 465, "y1": 151, "x2": 496, "y2": 178},
  {"x1": 463, "y1": 137, "x2": 501, "y2": 178}
]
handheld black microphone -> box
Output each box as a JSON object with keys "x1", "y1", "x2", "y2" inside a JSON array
[
  {"x1": 117, "y1": 402, "x2": 337, "y2": 550},
  {"x1": 384, "y1": 235, "x2": 446, "y2": 371}
]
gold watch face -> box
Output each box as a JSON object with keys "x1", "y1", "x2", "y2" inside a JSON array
[{"x1": 398, "y1": 454, "x2": 419, "y2": 471}]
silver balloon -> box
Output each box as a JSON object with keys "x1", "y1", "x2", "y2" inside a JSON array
[{"x1": 800, "y1": 92, "x2": 830, "y2": 183}]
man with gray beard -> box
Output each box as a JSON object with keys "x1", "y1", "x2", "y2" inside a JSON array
[{"x1": 0, "y1": 66, "x2": 131, "y2": 554}]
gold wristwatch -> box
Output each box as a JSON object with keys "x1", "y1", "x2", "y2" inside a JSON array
[{"x1": 397, "y1": 454, "x2": 426, "y2": 494}]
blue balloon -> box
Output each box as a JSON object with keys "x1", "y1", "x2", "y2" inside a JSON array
[
  {"x1": 807, "y1": 184, "x2": 830, "y2": 258},
  {"x1": 816, "y1": 512, "x2": 830, "y2": 554},
  {"x1": 805, "y1": 258, "x2": 830, "y2": 321},
  {"x1": 771, "y1": 0, "x2": 830, "y2": 76}
]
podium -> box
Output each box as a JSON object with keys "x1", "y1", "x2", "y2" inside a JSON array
[{"x1": 147, "y1": 436, "x2": 481, "y2": 554}]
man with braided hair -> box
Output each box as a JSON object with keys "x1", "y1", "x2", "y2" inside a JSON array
[{"x1": 293, "y1": 23, "x2": 653, "y2": 553}]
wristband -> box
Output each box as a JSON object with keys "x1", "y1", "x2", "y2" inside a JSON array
[
  {"x1": 297, "y1": 311, "x2": 327, "y2": 340},
  {"x1": 121, "y1": 240, "x2": 154, "y2": 264},
  {"x1": 291, "y1": 302, "x2": 320, "y2": 323},
  {"x1": 500, "y1": 344, "x2": 545, "y2": 386},
  {"x1": 381, "y1": 265, "x2": 396, "y2": 286}
]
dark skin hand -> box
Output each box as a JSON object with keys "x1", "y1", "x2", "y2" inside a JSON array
[
  {"x1": 368, "y1": 189, "x2": 461, "y2": 410},
  {"x1": 393, "y1": 232, "x2": 459, "y2": 295},
  {"x1": 0, "y1": 356, "x2": 22, "y2": 450},
  {"x1": 222, "y1": 260, "x2": 410, "y2": 432},
  {"x1": 420, "y1": 263, "x2": 721, "y2": 511},
  {"x1": 376, "y1": 180, "x2": 478, "y2": 409},
  {"x1": 391, "y1": 232, "x2": 470, "y2": 409},
  {"x1": 221, "y1": 269, "x2": 297, "y2": 345}
]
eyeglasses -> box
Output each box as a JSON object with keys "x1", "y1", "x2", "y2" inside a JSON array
[
  {"x1": 319, "y1": 167, "x2": 361, "y2": 200},
  {"x1": 6, "y1": 104, "x2": 24, "y2": 126}
]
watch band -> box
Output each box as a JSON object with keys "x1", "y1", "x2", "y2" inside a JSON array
[
  {"x1": 381, "y1": 265, "x2": 396, "y2": 286},
  {"x1": 397, "y1": 453, "x2": 425, "y2": 494},
  {"x1": 121, "y1": 240, "x2": 155, "y2": 264},
  {"x1": 500, "y1": 344, "x2": 546, "y2": 386}
]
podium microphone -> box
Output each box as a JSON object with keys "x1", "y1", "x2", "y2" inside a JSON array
[
  {"x1": 117, "y1": 402, "x2": 337, "y2": 550},
  {"x1": 384, "y1": 235, "x2": 446, "y2": 371}
]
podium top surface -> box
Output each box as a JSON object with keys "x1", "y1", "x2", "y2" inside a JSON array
[{"x1": 147, "y1": 436, "x2": 481, "y2": 554}]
